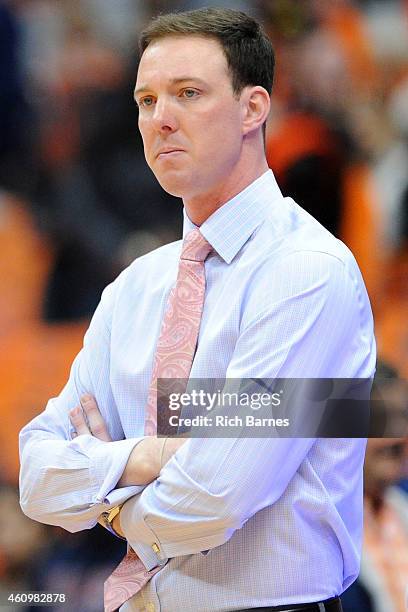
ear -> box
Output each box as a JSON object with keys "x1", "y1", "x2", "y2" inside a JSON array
[{"x1": 241, "y1": 86, "x2": 271, "y2": 136}]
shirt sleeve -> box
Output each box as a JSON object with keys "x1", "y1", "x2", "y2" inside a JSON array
[
  {"x1": 19, "y1": 275, "x2": 145, "y2": 532},
  {"x1": 119, "y1": 251, "x2": 375, "y2": 569}
]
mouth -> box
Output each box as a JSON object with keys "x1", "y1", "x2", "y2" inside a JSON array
[{"x1": 156, "y1": 148, "x2": 185, "y2": 159}]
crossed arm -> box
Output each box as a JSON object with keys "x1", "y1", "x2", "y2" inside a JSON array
[
  {"x1": 69, "y1": 395, "x2": 185, "y2": 536},
  {"x1": 69, "y1": 395, "x2": 185, "y2": 487},
  {"x1": 20, "y1": 250, "x2": 373, "y2": 566}
]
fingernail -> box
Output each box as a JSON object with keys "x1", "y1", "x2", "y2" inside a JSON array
[{"x1": 81, "y1": 394, "x2": 92, "y2": 404}]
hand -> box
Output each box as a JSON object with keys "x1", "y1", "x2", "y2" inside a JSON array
[
  {"x1": 69, "y1": 395, "x2": 112, "y2": 442},
  {"x1": 69, "y1": 395, "x2": 187, "y2": 486},
  {"x1": 117, "y1": 437, "x2": 187, "y2": 487}
]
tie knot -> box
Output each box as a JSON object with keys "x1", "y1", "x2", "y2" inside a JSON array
[{"x1": 181, "y1": 229, "x2": 212, "y2": 262}]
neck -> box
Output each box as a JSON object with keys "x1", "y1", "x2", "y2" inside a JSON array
[{"x1": 184, "y1": 147, "x2": 269, "y2": 226}]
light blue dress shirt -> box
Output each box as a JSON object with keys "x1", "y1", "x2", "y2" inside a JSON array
[{"x1": 20, "y1": 170, "x2": 376, "y2": 611}]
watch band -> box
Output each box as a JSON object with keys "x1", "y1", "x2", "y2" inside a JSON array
[{"x1": 98, "y1": 505, "x2": 126, "y2": 540}]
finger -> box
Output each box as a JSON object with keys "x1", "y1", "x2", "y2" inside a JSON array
[
  {"x1": 81, "y1": 395, "x2": 112, "y2": 442},
  {"x1": 69, "y1": 406, "x2": 90, "y2": 436}
]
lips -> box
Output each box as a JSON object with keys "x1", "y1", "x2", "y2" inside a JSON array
[{"x1": 156, "y1": 148, "x2": 185, "y2": 158}]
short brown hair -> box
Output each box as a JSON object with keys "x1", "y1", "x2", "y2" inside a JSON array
[{"x1": 139, "y1": 7, "x2": 275, "y2": 97}]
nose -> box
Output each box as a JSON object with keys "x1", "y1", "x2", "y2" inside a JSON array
[{"x1": 151, "y1": 97, "x2": 178, "y2": 134}]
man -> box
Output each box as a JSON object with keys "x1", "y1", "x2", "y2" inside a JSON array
[{"x1": 19, "y1": 8, "x2": 375, "y2": 612}]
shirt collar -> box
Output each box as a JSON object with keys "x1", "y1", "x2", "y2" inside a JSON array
[{"x1": 182, "y1": 170, "x2": 283, "y2": 264}]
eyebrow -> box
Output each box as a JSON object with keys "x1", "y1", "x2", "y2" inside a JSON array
[{"x1": 134, "y1": 77, "x2": 208, "y2": 99}]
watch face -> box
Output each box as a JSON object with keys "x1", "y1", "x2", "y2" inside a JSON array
[
  {"x1": 98, "y1": 509, "x2": 125, "y2": 540},
  {"x1": 98, "y1": 514, "x2": 109, "y2": 527}
]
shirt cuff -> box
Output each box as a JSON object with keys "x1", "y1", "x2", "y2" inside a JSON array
[
  {"x1": 120, "y1": 492, "x2": 168, "y2": 570},
  {"x1": 119, "y1": 484, "x2": 229, "y2": 569},
  {"x1": 88, "y1": 437, "x2": 145, "y2": 504},
  {"x1": 102, "y1": 485, "x2": 146, "y2": 507}
]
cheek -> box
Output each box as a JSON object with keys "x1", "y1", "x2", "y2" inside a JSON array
[
  {"x1": 198, "y1": 110, "x2": 241, "y2": 155},
  {"x1": 138, "y1": 117, "x2": 150, "y2": 142},
  {"x1": 138, "y1": 122, "x2": 153, "y2": 161}
]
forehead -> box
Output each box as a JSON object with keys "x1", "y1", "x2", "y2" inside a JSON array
[{"x1": 136, "y1": 35, "x2": 229, "y2": 87}]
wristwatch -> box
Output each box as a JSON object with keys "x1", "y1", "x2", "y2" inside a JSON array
[{"x1": 98, "y1": 505, "x2": 126, "y2": 540}]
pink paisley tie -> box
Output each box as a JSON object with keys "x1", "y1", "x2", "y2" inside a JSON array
[{"x1": 104, "y1": 229, "x2": 212, "y2": 611}]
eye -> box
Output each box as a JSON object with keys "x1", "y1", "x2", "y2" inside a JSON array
[
  {"x1": 138, "y1": 96, "x2": 155, "y2": 108},
  {"x1": 181, "y1": 88, "x2": 199, "y2": 99}
]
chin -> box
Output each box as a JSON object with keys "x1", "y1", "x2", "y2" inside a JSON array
[{"x1": 154, "y1": 171, "x2": 192, "y2": 199}]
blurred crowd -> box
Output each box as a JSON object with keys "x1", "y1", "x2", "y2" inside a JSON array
[{"x1": 0, "y1": 0, "x2": 407, "y2": 610}]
